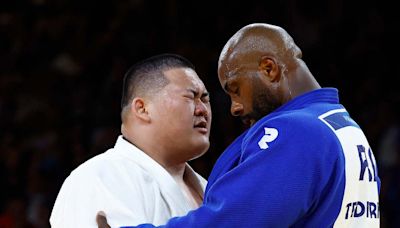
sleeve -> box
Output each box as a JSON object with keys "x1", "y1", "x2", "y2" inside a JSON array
[
  {"x1": 121, "y1": 116, "x2": 342, "y2": 228},
  {"x1": 49, "y1": 174, "x2": 74, "y2": 228},
  {"x1": 49, "y1": 173, "x2": 102, "y2": 228},
  {"x1": 50, "y1": 160, "x2": 155, "y2": 228}
]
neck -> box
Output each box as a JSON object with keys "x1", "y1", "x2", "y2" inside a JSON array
[
  {"x1": 122, "y1": 123, "x2": 187, "y2": 178},
  {"x1": 286, "y1": 61, "x2": 321, "y2": 100},
  {"x1": 122, "y1": 125, "x2": 202, "y2": 207},
  {"x1": 166, "y1": 163, "x2": 187, "y2": 181}
]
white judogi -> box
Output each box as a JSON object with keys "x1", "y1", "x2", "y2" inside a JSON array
[{"x1": 50, "y1": 135, "x2": 207, "y2": 228}]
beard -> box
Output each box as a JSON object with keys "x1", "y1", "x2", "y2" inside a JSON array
[{"x1": 246, "y1": 77, "x2": 281, "y2": 123}]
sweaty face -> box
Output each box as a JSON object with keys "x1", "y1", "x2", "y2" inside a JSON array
[
  {"x1": 218, "y1": 59, "x2": 280, "y2": 127},
  {"x1": 248, "y1": 76, "x2": 280, "y2": 123},
  {"x1": 149, "y1": 68, "x2": 211, "y2": 162}
]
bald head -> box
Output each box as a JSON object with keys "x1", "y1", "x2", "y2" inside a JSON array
[
  {"x1": 218, "y1": 23, "x2": 302, "y2": 75},
  {"x1": 217, "y1": 23, "x2": 320, "y2": 124}
]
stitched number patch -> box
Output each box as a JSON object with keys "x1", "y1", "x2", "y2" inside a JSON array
[{"x1": 258, "y1": 127, "x2": 278, "y2": 149}]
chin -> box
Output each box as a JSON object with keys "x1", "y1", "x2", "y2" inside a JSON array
[
  {"x1": 191, "y1": 141, "x2": 210, "y2": 158},
  {"x1": 190, "y1": 150, "x2": 208, "y2": 161}
]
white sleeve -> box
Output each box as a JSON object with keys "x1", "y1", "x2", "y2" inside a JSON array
[
  {"x1": 49, "y1": 174, "x2": 82, "y2": 227},
  {"x1": 49, "y1": 164, "x2": 154, "y2": 228}
]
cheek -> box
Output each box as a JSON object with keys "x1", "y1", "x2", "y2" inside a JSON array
[
  {"x1": 167, "y1": 100, "x2": 195, "y2": 122},
  {"x1": 242, "y1": 92, "x2": 254, "y2": 111},
  {"x1": 206, "y1": 104, "x2": 212, "y2": 123},
  {"x1": 153, "y1": 99, "x2": 189, "y2": 121}
]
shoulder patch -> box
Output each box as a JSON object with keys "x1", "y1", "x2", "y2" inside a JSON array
[
  {"x1": 258, "y1": 127, "x2": 279, "y2": 149},
  {"x1": 319, "y1": 109, "x2": 360, "y2": 131}
]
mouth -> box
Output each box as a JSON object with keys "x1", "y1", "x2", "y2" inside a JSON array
[
  {"x1": 240, "y1": 116, "x2": 256, "y2": 127},
  {"x1": 194, "y1": 121, "x2": 208, "y2": 134},
  {"x1": 240, "y1": 116, "x2": 251, "y2": 126}
]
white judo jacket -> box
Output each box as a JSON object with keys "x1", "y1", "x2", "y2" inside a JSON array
[{"x1": 50, "y1": 135, "x2": 207, "y2": 228}]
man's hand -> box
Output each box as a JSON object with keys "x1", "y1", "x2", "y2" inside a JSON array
[{"x1": 97, "y1": 211, "x2": 111, "y2": 228}]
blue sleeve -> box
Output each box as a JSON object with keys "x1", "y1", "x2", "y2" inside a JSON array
[{"x1": 122, "y1": 115, "x2": 344, "y2": 227}]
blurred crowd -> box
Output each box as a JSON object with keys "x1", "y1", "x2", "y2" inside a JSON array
[{"x1": 0, "y1": 0, "x2": 399, "y2": 227}]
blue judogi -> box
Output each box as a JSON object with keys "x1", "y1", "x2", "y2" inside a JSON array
[{"x1": 122, "y1": 88, "x2": 380, "y2": 228}]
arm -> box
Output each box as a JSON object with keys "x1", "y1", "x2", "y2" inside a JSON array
[{"x1": 50, "y1": 173, "x2": 103, "y2": 228}]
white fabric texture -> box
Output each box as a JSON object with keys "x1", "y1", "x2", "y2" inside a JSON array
[{"x1": 50, "y1": 135, "x2": 207, "y2": 228}]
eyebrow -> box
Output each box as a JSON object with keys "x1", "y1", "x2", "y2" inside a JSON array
[
  {"x1": 187, "y1": 89, "x2": 209, "y2": 98},
  {"x1": 223, "y1": 80, "x2": 236, "y2": 93},
  {"x1": 222, "y1": 69, "x2": 240, "y2": 93}
]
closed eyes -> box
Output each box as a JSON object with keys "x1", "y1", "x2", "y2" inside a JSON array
[{"x1": 185, "y1": 89, "x2": 210, "y2": 102}]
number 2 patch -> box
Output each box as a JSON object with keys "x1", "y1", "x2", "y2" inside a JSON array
[{"x1": 258, "y1": 127, "x2": 279, "y2": 149}]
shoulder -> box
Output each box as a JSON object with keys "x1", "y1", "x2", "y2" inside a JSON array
[
  {"x1": 241, "y1": 110, "x2": 343, "y2": 163},
  {"x1": 62, "y1": 148, "x2": 155, "y2": 191},
  {"x1": 245, "y1": 110, "x2": 336, "y2": 147},
  {"x1": 67, "y1": 149, "x2": 115, "y2": 180}
]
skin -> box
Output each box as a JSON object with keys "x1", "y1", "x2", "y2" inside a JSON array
[
  {"x1": 96, "y1": 211, "x2": 110, "y2": 228},
  {"x1": 121, "y1": 67, "x2": 211, "y2": 176},
  {"x1": 96, "y1": 23, "x2": 321, "y2": 227},
  {"x1": 218, "y1": 23, "x2": 320, "y2": 126}
]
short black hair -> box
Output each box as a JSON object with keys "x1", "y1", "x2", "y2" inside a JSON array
[{"x1": 121, "y1": 53, "x2": 195, "y2": 110}]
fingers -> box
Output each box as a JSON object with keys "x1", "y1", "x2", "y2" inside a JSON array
[{"x1": 96, "y1": 211, "x2": 111, "y2": 228}]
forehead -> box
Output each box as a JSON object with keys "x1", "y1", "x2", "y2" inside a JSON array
[
  {"x1": 218, "y1": 50, "x2": 238, "y2": 78},
  {"x1": 163, "y1": 67, "x2": 205, "y2": 90},
  {"x1": 218, "y1": 43, "x2": 258, "y2": 83},
  {"x1": 218, "y1": 53, "x2": 255, "y2": 89}
]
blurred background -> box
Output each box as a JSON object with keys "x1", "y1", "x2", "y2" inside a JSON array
[{"x1": 0, "y1": 0, "x2": 399, "y2": 227}]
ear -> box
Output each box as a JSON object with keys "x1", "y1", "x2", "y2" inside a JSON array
[
  {"x1": 130, "y1": 97, "x2": 151, "y2": 123},
  {"x1": 259, "y1": 56, "x2": 280, "y2": 82}
]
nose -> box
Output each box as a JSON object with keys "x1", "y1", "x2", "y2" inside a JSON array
[
  {"x1": 194, "y1": 100, "x2": 210, "y2": 117},
  {"x1": 230, "y1": 101, "x2": 243, "y2": 116}
]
